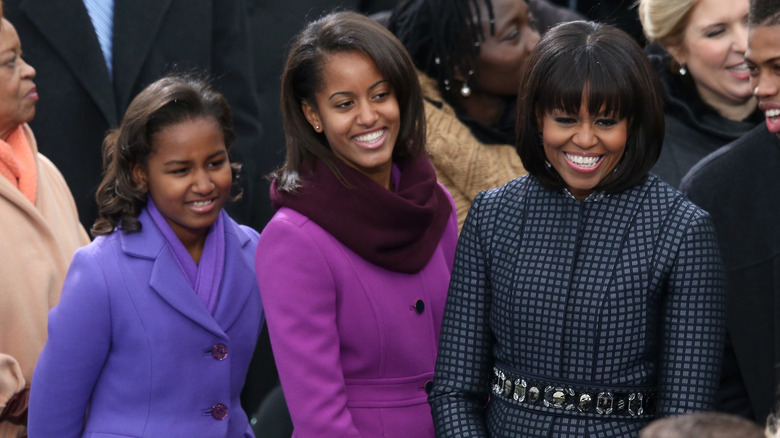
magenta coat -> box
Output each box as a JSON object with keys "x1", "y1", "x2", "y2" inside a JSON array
[{"x1": 255, "y1": 197, "x2": 458, "y2": 437}]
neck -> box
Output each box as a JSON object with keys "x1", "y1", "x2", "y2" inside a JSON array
[
  {"x1": 171, "y1": 225, "x2": 207, "y2": 265},
  {"x1": 456, "y1": 91, "x2": 508, "y2": 128},
  {"x1": 696, "y1": 84, "x2": 757, "y2": 122}
]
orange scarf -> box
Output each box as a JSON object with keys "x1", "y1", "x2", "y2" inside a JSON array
[{"x1": 0, "y1": 125, "x2": 37, "y2": 204}]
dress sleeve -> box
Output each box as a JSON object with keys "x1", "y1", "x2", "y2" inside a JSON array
[
  {"x1": 657, "y1": 210, "x2": 726, "y2": 414},
  {"x1": 255, "y1": 217, "x2": 362, "y2": 438},
  {"x1": 429, "y1": 192, "x2": 494, "y2": 436},
  {"x1": 27, "y1": 247, "x2": 112, "y2": 438}
]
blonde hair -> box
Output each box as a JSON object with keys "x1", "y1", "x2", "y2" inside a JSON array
[{"x1": 637, "y1": 0, "x2": 699, "y2": 47}]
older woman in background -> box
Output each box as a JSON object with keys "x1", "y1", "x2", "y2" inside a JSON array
[
  {"x1": 638, "y1": 0, "x2": 763, "y2": 187},
  {"x1": 0, "y1": 5, "x2": 88, "y2": 437}
]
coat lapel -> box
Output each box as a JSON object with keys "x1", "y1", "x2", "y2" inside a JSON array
[
  {"x1": 112, "y1": 0, "x2": 172, "y2": 113},
  {"x1": 121, "y1": 209, "x2": 227, "y2": 340},
  {"x1": 211, "y1": 218, "x2": 255, "y2": 332},
  {"x1": 19, "y1": 0, "x2": 118, "y2": 126}
]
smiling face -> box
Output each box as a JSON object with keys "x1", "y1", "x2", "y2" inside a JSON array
[
  {"x1": 0, "y1": 18, "x2": 38, "y2": 140},
  {"x1": 134, "y1": 117, "x2": 232, "y2": 246},
  {"x1": 302, "y1": 51, "x2": 400, "y2": 188},
  {"x1": 746, "y1": 24, "x2": 780, "y2": 137},
  {"x1": 471, "y1": 0, "x2": 540, "y2": 97},
  {"x1": 667, "y1": 0, "x2": 753, "y2": 115},
  {"x1": 541, "y1": 101, "x2": 628, "y2": 200}
]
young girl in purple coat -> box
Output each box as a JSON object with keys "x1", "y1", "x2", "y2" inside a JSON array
[
  {"x1": 28, "y1": 75, "x2": 263, "y2": 437},
  {"x1": 255, "y1": 11, "x2": 458, "y2": 438}
]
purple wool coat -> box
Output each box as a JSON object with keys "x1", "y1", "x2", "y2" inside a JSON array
[
  {"x1": 255, "y1": 195, "x2": 458, "y2": 437},
  {"x1": 27, "y1": 208, "x2": 264, "y2": 437}
]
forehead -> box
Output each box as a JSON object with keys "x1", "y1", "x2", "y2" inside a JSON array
[
  {"x1": 687, "y1": 0, "x2": 749, "y2": 26},
  {"x1": 0, "y1": 19, "x2": 20, "y2": 53},
  {"x1": 747, "y1": 24, "x2": 780, "y2": 63},
  {"x1": 317, "y1": 51, "x2": 383, "y2": 93},
  {"x1": 474, "y1": 0, "x2": 527, "y2": 28}
]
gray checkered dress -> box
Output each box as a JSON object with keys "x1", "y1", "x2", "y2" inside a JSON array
[{"x1": 430, "y1": 174, "x2": 725, "y2": 437}]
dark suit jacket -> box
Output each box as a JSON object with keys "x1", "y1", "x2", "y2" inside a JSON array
[
  {"x1": 682, "y1": 123, "x2": 780, "y2": 423},
  {"x1": 4, "y1": 0, "x2": 265, "y2": 230}
]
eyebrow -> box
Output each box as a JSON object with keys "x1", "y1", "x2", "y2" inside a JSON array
[
  {"x1": 746, "y1": 55, "x2": 780, "y2": 65},
  {"x1": 162, "y1": 150, "x2": 226, "y2": 166},
  {"x1": 328, "y1": 80, "x2": 388, "y2": 101}
]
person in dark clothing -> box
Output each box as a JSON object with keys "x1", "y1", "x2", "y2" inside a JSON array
[
  {"x1": 638, "y1": 0, "x2": 762, "y2": 188},
  {"x1": 681, "y1": 0, "x2": 780, "y2": 424}
]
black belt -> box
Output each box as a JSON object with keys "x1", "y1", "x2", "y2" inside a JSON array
[{"x1": 490, "y1": 365, "x2": 657, "y2": 418}]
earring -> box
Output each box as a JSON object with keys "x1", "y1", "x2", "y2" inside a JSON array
[
  {"x1": 460, "y1": 82, "x2": 471, "y2": 97},
  {"x1": 678, "y1": 64, "x2": 687, "y2": 76},
  {"x1": 315, "y1": 125, "x2": 320, "y2": 132}
]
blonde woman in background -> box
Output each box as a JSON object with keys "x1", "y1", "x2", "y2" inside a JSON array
[{"x1": 638, "y1": 0, "x2": 762, "y2": 187}]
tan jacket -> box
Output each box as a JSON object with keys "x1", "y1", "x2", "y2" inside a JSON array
[
  {"x1": 0, "y1": 124, "x2": 89, "y2": 437},
  {"x1": 419, "y1": 72, "x2": 527, "y2": 230}
]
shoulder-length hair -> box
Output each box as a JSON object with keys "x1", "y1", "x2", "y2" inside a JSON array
[
  {"x1": 274, "y1": 10, "x2": 426, "y2": 193},
  {"x1": 516, "y1": 20, "x2": 665, "y2": 194},
  {"x1": 92, "y1": 74, "x2": 239, "y2": 236}
]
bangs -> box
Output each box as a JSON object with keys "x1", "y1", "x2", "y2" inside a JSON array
[{"x1": 535, "y1": 50, "x2": 636, "y2": 120}]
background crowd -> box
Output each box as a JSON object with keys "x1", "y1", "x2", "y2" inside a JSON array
[{"x1": 1, "y1": 0, "x2": 779, "y2": 436}]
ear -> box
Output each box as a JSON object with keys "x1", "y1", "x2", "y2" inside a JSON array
[
  {"x1": 132, "y1": 163, "x2": 147, "y2": 192},
  {"x1": 664, "y1": 44, "x2": 686, "y2": 66},
  {"x1": 301, "y1": 100, "x2": 322, "y2": 133}
]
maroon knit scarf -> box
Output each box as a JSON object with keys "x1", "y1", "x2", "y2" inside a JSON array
[{"x1": 271, "y1": 154, "x2": 452, "y2": 273}]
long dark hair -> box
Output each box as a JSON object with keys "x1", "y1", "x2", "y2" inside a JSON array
[
  {"x1": 274, "y1": 10, "x2": 426, "y2": 193},
  {"x1": 92, "y1": 75, "x2": 239, "y2": 236},
  {"x1": 516, "y1": 21, "x2": 665, "y2": 194}
]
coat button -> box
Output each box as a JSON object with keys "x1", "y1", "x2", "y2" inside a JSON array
[
  {"x1": 211, "y1": 403, "x2": 228, "y2": 420},
  {"x1": 414, "y1": 299, "x2": 425, "y2": 314},
  {"x1": 211, "y1": 343, "x2": 229, "y2": 360},
  {"x1": 425, "y1": 380, "x2": 434, "y2": 394}
]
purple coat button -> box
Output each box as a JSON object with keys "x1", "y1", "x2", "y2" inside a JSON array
[
  {"x1": 211, "y1": 343, "x2": 229, "y2": 360},
  {"x1": 414, "y1": 300, "x2": 425, "y2": 314},
  {"x1": 211, "y1": 403, "x2": 228, "y2": 420}
]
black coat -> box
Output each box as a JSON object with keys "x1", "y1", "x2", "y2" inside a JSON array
[
  {"x1": 4, "y1": 0, "x2": 265, "y2": 230},
  {"x1": 682, "y1": 123, "x2": 780, "y2": 423},
  {"x1": 649, "y1": 49, "x2": 762, "y2": 188},
  {"x1": 431, "y1": 175, "x2": 726, "y2": 437}
]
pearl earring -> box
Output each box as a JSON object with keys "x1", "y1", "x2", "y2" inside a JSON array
[
  {"x1": 460, "y1": 82, "x2": 471, "y2": 97},
  {"x1": 678, "y1": 64, "x2": 687, "y2": 76}
]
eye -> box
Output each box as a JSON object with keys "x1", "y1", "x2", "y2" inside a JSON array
[
  {"x1": 372, "y1": 91, "x2": 391, "y2": 101},
  {"x1": 595, "y1": 118, "x2": 619, "y2": 128},
  {"x1": 553, "y1": 117, "x2": 576, "y2": 124},
  {"x1": 503, "y1": 27, "x2": 521, "y2": 42},
  {"x1": 746, "y1": 63, "x2": 760, "y2": 77},
  {"x1": 208, "y1": 159, "x2": 227, "y2": 168},
  {"x1": 3, "y1": 55, "x2": 17, "y2": 68},
  {"x1": 705, "y1": 26, "x2": 725, "y2": 38},
  {"x1": 334, "y1": 99, "x2": 354, "y2": 109},
  {"x1": 168, "y1": 167, "x2": 189, "y2": 175}
]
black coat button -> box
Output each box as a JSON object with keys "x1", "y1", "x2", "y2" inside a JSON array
[
  {"x1": 211, "y1": 343, "x2": 229, "y2": 360},
  {"x1": 425, "y1": 380, "x2": 434, "y2": 394},
  {"x1": 414, "y1": 299, "x2": 425, "y2": 314},
  {"x1": 211, "y1": 403, "x2": 228, "y2": 420}
]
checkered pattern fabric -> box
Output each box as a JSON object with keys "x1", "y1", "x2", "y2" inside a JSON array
[{"x1": 430, "y1": 175, "x2": 726, "y2": 437}]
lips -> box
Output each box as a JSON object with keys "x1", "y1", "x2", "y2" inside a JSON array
[
  {"x1": 187, "y1": 198, "x2": 216, "y2": 214},
  {"x1": 726, "y1": 62, "x2": 750, "y2": 81},
  {"x1": 352, "y1": 128, "x2": 386, "y2": 149},
  {"x1": 765, "y1": 107, "x2": 780, "y2": 133},
  {"x1": 564, "y1": 152, "x2": 603, "y2": 172}
]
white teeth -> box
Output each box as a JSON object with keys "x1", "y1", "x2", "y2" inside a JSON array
[
  {"x1": 565, "y1": 153, "x2": 600, "y2": 167},
  {"x1": 354, "y1": 129, "x2": 384, "y2": 143},
  {"x1": 192, "y1": 200, "x2": 212, "y2": 207},
  {"x1": 766, "y1": 109, "x2": 780, "y2": 118},
  {"x1": 729, "y1": 63, "x2": 749, "y2": 72}
]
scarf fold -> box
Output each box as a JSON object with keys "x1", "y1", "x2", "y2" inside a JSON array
[
  {"x1": 147, "y1": 198, "x2": 226, "y2": 314},
  {"x1": 0, "y1": 125, "x2": 37, "y2": 203},
  {"x1": 271, "y1": 154, "x2": 452, "y2": 274}
]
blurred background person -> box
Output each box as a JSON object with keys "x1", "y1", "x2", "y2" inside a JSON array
[
  {"x1": 0, "y1": 7, "x2": 89, "y2": 437},
  {"x1": 638, "y1": 0, "x2": 763, "y2": 188},
  {"x1": 256, "y1": 11, "x2": 458, "y2": 436},
  {"x1": 389, "y1": 0, "x2": 581, "y2": 228},
  {"x1": 3, "y1": 0, "x2": 264, "y2": 231},
  {"x1": 681, "y1": 0, "x2": 780, "y2": 425}
]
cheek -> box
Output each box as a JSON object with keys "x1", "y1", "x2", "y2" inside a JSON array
[{"x1": 686, "y1": 40, "x2": 728, "y2": 70}]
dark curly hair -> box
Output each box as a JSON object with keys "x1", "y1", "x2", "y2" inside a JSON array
[
  {"x1": 749, "y1": 0, "x2": 780, "y2": 26},
  {"x1": 91, "y1": 74, "x2": 240, "y2": 236}
]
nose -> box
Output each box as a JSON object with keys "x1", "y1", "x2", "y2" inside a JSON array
[
  {"x1": 524, "y1": 25, "x2": 540, "y2": 54},
  {"x1": 752, "y1": 70, "x2": 778, "y2": 98},
  {"x1": 192, "y1": 169, "x2": 215, "y2": 194},
  {"x1": 357, "y1": 101, "x2": 379, "y2": 127},
  {"x1": 20, "y1": 57, "x2": 35, "y2": 79},
  {"x1": 733, "y1": 23, "x2": 748, "y2": 53},
  {"x1": 572, "y1": 124, "x2": 598, "y2": 149}
]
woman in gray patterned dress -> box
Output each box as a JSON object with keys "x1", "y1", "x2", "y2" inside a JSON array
[{"x1": 429, "y1": 21, "x2": 726, "y2": 438}]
